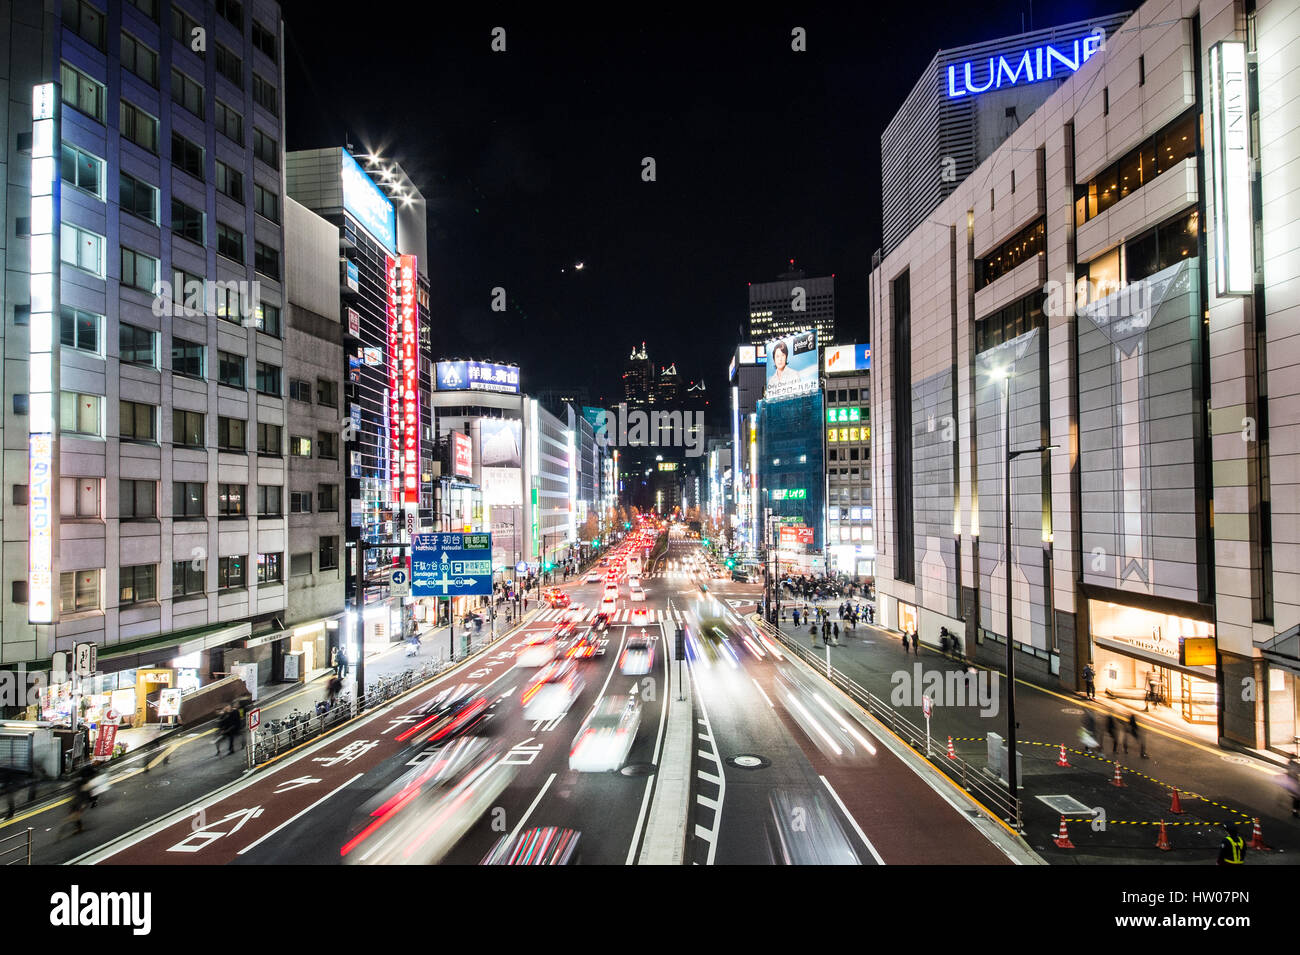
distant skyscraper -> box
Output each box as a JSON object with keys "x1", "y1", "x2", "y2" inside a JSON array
[
  {"x1": 748, "y1": 270, "x2": 835, "y2": 345},
  {"x1": 657, "y1": 364, "x2": 679, "y2": 406},
  {"x1": 623, "y1": 343, "x2": 653, "y2": 406}
]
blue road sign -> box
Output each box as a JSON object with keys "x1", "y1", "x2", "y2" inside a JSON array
[{"x1": 412, "y1": 532, "x2": 494, "y2": 597}]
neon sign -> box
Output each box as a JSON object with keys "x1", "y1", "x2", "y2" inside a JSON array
[
  {"x1": 1208, "y1": 41, "x2": 1253, "y2": 295},
  {"x1": 947, "y1": 33, "x2": 1103, "y2": 98},
  {"x1": 387, "y1": 254, "x2": 420, "y2": 505}
]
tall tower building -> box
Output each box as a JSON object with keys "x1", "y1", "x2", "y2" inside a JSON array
[
  {"x1": 622, "y1": 342, "x2": 652, "y2": 407},
  {"x1": 747, "y1": 269, "x2": 835, "y2": 346}
]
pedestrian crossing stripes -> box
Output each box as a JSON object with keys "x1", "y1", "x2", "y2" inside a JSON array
[{"x1": 533, "y1": 606, "x2": 699, "y2": 625}]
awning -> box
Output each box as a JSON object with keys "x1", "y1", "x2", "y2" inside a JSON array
[{"x1": 1093, "y1": 636, "x2": 1216, "y2": 680}]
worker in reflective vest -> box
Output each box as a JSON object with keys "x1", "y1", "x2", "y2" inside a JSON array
[{"x1": 1217, "y1": 825, "x2": 1245, "y2": 865}]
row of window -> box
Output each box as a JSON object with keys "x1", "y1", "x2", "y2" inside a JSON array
[
  {"x1": 57, "y1": 394, "x2": 340, "y2": 459},
  {"x1": 289, "y1": 378, "x2": 339, "y2": 408},
  {"x1": 61, "y1": 477, "x2": 341, "y2": 520},
  {"x1": 56, "y1": 542, "x2": 329, "y2": 614},
  {"x1": 1075, "y1": 109, "x2": 1198, "y2": 226},
  {"x1": 975, "y1": 217, "x2": 1046, "y2": 290},
  {"x1": 61, "y1": 222, "x2": 281, "y2": 284},
  {"x1": 60, "y1": 60, "x2": 279, "y2": 165}
]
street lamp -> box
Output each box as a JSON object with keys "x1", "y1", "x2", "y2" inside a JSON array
[{"x1": 1000, "y1": 367, "x2": 1058, "y2": 827}]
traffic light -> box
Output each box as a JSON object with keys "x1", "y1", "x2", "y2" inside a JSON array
[
  {"x1": 726, "y1": 558, "x2": 735, "y2": 569},
  {"x1": 544, "y1": 561, "x2": 554, "y2": 572}
]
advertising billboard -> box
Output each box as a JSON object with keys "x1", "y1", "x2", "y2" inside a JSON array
[
  {"x1": 387, "y1": 254, "x2": 420, "y2": 504},
  {"x1": 340, "y1": 150, "x2": 397, "y2": 254},
  {"x1": 451, "y1": 430, "x2": 473, "y2": 479},
  {"x1": 779, "y1": 526, "x2": 815, "y2": 546},
  {"x1": 479, "y1": 418, "x2": 523, "y2": 506},
  {"x1": 764, "y1": 330, "x2": 819, "y2": 402},
  {"x1": 824, "y1": 343, "x2": 871, "y2": 375},
  {"x1": 436, "y1": 360, "x2": 521, "y2": 394}
]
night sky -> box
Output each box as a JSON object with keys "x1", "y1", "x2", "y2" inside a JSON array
[{"x1": 281, "y1": 1, "x2": 1131, "y2": 417}]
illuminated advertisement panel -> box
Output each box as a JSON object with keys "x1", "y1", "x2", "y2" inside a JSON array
[
  {"x1": 452, "y1": 430, "x2": 473, "y2": 479},
  {"x1": 394, "y1": 254, "x2": 420, "y2": 504},
  {"x1": 436, "y1": 360, "x2": 521, "y2": 394},
  {"x1": 764, "y1": 330, "x2": 819, "y2": 402},
  {"x1": 1208, "y1": 41, "x2": 1253, "y2": 295},
  {"x1": 341, "y1": 150, "x2": 397, "y2": 253}
]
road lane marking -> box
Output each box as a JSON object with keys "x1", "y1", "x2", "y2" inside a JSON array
[
  {"x1": 694, "y1": 824, "x2": 715, "y2": 843},
  {"x1": 503, "y1": 772, "x2": 557, "y2": 850},
  {"x1": 750, "y1": 678, "x2": 775, "y2": 708},
  {"x1": 625, "y1": 775, "x2": 655, "y2": 866},
  {"x1": 819, "y1": 774, "x2": 886, "y2": 865},
  {"x1": 697, "y1": 770, "x2": 722, "y2": 785},
  {"x1": 237, "y1": 773, "x2": 364, "y2": 856}
]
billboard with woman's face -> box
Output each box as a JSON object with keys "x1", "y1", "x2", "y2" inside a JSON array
[{"x1": 765, "y1": 330, "x2": 819, "y2": 402}]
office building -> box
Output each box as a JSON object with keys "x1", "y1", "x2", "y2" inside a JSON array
[
  {"x1": 747, "y1": 270, "x2": 835, "y2": 346},
  {"x1": 823, "y1": 343, "x2": 874, "y2": 579}
]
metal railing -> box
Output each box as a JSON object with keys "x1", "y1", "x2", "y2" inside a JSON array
[
  {"x1": 246, "y1": 626, "x2": 516, "y2": 767},
  {"x1": 0, "y1": 828, "x2": 32, "y2": 865},
  {"x1": 753, "y1": 615, "x2": 1022, "y2": 829}
]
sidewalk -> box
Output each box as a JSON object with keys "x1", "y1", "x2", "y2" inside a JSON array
[{"x1": 763, "y1": 603, "x2": 1300, "y2": 864}]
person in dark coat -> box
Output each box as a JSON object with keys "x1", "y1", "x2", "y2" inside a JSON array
[
  {"x1": 1106, "y1": 713, "x2": 1121, "y2": 754},
  {"x1": 832, "y1": 622, "x2": 840, "y2": 645},
  {"x1": 1127, "y1": 713, "x2": 1148, "y2": 758},
  {"x1": 902, "y1": 632, "x2": 910, "y2": 653}
]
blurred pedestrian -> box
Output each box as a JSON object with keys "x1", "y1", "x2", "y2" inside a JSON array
[
  {"x1": 809, "y1": 622, "x2": 818, "y2": 645},
  {"x1": 1284, "y1": 758, "x2": 1300, "y2": 819},
  {"x1": 902, "y1": 631, "x2": 910, "y2": 653},
  {"x1": 832, "y1": 622, "x2": 840, "y2": 645},
  {"x1": 912, "y1": 628, "x2": 920, "y2": 656},
  {"x1": 1080, "y1": 711, "x2": 1100, "y2": 752},
  {"x1": 327, "y1": 675, "x2": 343, "y2": 709},
  {"x1": 338, "y1": 646, "x2": 350, "y2": 680},
  {"x1": 1128, "y1": 713, "x2": 1148, "y2": 759},
  {"x1": 1106, "y1": 713, "x2": 1121, "y2": 753}
]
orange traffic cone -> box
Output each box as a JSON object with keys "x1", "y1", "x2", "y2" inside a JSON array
[
  {"x1": 1249, "y1": 817, "x2": 1272, "y2": 851},
  {"x1": 1169, "y1": 788, "x2": 1185, "y2": 814},
  {"x1": 1057, "y1": 744, "x2": 1070, "y2": 767},
  {"x1": 1155, "y1": 821, "x2": 1171, "y2": 851},
  {"x1": 1110, "y1": 761, "x2": 1126, "y2": 787},
  {"x1": 1053, "y1": 815, "x2": 1075, "y2": 849},
  {"x1": 946, "y1": 736, "x2": 956, "y2": 760}
]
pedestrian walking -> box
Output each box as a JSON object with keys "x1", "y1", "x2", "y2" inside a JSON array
[
  {"x1": 832, "y1": 622, "x2": 840, "y2": 645},
  {"x1": 822, "y1": 620, "x2": 830, "y2": 643},
  {"x1": 1285, "y1": 758, "x2": 1300, "y2": 819},
  {"x1": 1082, "y1": 662, "x2": 1096, "y2": 700},
  {"x1": 912, "y1": 628, "x2": 920, "y2": 656},
  {"x1": 793, "y1": 609, "x2": 801, "y2": 627},
  {"x1": 330, "y1": 646, "x2": 340, "y2": 675},
  {"x1": 1127, "y1": 713, "x2": 1148, "y2": 758},
  {"x1": 1106, "y1": 713, "x2": 1120, "y2": 754},
  {"x1": 902, "y1": 632, "x2": 910, "y2": 653},
  {"x1": 1080, "y1": 711, "x2": 1100, "y2": 752}
]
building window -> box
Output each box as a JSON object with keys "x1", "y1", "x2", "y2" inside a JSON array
[
  {"x1": 289, "y1": 378, "x2": 311, "y2": 402},
  {"x1": 171, "y1": 6, "x2": 203, "y2": 50},
  {"x1": 120, "y1": 400, "x2": 156, "y2": 441},
  {"x1": 119, "y1": 171, "x2": 158, "y2": 223},
  {"x1": 975, "y1": 218, "x2": 1045, "y2": 289},
  {"x1": 316, "y1": 431, "x2": 338, "y2": 460},
  {"x1": 256, "y1": 361, "x2": 281, "y2": 396},
  {"x1": 60, "y1": 476, "x2": 100, "y2": 518},
  {"x1": 257, "y1": 422, "x2": 282, "y2": 456},
  {"x1": 60, "y1": 143, "x2": 104, "y2": 198},
  {"x1": 257, "y1": 552, "x2": 282, "y2": 584},
  {"x1": 120, "y1": 247, "x2": 158, "y2": 292},
  {"x1": 63, "y1": 1, "x2": 106, "y2": 49},
  {"x1": 170, "y1": 67, "x2": 203, "y2": 117},
  {"x1": 215, "y1": 160, "x2": 244, "y2": 203},
  {"x1": 290, "y1": 491, "x2": 312, "y2": 513},
  {"x1": 172, "y1": 481, "x2": 204, "y2": 518},
  {"x1": 119, "y1": 564, "x2": 156, "y2": 605},
  {"x1": 120, "y1": 100, "x2": 159, "y2": 152},
  {"x1": 61, "y1": 62, "x2": 105, "y2": 122},
  {"x1": 171, "y1": 337, "x2": 204, "y2": 378},
  {"x1": 217, "y1": 416, "x2": 246, "y2": 451},
  {"x1": 215, "y1": 43, "x2": 243, "y2": 87},
  {"x1": 60, "y1": 305, "x2": 102, "y2": 355},
  {"x1": 60, "y1": 391, "x2": 101, "y2": 436},
  {"x1": 172, "y1": 559, "x2": 204, "y2": 598},
  {"x1": 120, "y1": 479, "x2": 156, "y2": 519},
  {"x1": 120, "y1": 323, "x2": 156, "y2": 366},
  {"x1": 215, "y1": 0, "x2": 242, "y2": 27},
  {"x1": 254, "y1": 183, "x2": 279, "y2": 223},
  {"x1": 257, "y1": 485, "x2": 281, "y2": 517},
  {"x1": 217, "y1": 555, "x2": 246, "y2": 590},
  {"x1": 291, "y1": 553, "x2": 312, "y2": 577},
  {"x1": 127, "y1": 0, "x2": 158, "y2": 19},
  {"x1": 290, "y1": 435, "x2": 312, "y2": 457},
  {"x1": 256, "y1": 303, "x2": 281, "y2": 337},
  {"x1": 1075, "y1": 109, "x2": 1198, "y2": 225},
  {"x1": 217, "y1": 222, "x2": 244, "y2": 262},
  {"x1": 252, "y1": 20, "x2": 277, "y2": 60},
  {"x1": 213, "y1": 282, "x2": 246, "y2": 323},
  {"x1": 215, "y1": 99, "x2": 243, "y2": 144},
  {"x1": 974, "y1": 291, "x2": 1045, "y2": 353},
  {"x1": 319, "y1": 536, "x2": 339, "y2": 571},
  {"x1": 61, "y1": 224, "x2": 105, "y2": 277},
  {"x1": 171, "y1": 131, "x2": 204, "y2": 179},
  {"x1": 316, "y1": 378, "x2": 338, "y2": 408},
  {"x1": 218, "y1": 483, "x2": 245, "y2": 517},
  {"x1": 252, "y1": 72, "x2": 277, "y2": 115},
  {"x1": 254, "y1": 241, "x2": 279, "y2": 279},
  {"x1": 218, "y1": 352, "x2": 245, "y2": 388},
  {"x1": 121, "y1": 34, "x2": 158, "y2": 87},
  {"x1": 253, "y1": 127, "x2": 278, "y2": 167},
  {"x1": 317, "y1": 484, "x2": 339, "y2": 514},
  {"x1": 171, "y1": 198, "x2": 205, "y2": 244},
  {"x1": 173, "y1": 409, "x2": 205, "y2": 447},
  {"x1": 60, "y1": 570, "x2": 100, "y2": 613}
]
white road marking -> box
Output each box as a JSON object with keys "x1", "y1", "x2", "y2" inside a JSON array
[
  {"x1": 697, "y1": 769, "x2": 722, "y2": 785},
  {"x1": 503, "y1": 772, "x2": 557, "y2": 850},
  {"x1": 625, "y1": 775, "x2": 656, "y2": 866},
  {"x1": 819, "y1": 774, "x2": 886, "y2": 865},
  {"x1": 237, "y1": 773, "x2": 364, "y2": 856}
]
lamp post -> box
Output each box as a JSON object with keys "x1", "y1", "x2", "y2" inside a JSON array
[{"x1": 1001, "y1": 369, "x2": 1058, "y2": 827}]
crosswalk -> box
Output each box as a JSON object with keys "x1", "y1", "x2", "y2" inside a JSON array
[{"x1": 531, "y1": 604, "x2": 754, "y2": 626}]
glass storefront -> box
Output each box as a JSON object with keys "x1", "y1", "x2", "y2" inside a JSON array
[{"x1": 1266, "y1": 665, "x2": 1298, "y2": 756}]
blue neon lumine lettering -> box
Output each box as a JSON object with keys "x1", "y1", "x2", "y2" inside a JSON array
[{"x1": 947, "y1": 34, "x2": 1103, "y2": 98}]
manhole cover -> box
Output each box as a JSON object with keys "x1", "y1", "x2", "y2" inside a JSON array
[
  {"x1": 1220, "y1": 755, "x2": 1250, "y2": 765},
  {"x1": 621, "y1": 763, "x2": 655, "y2": 777},
  {"x1": 1061, "y1": 707, "x2": 1084, "y2": 715},
  {"x1": 727, "y1": 754, "x2": 771, "y2": 769}
]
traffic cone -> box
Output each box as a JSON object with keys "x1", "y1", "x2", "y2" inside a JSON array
[
  {"x1": 1057, "y1": 744, "x2": 1070, "y2": 767},
  {"x1": 1110, "y1": 761, "x2": 1126, "y2": 787},
  {"x1": 1053, "y1": 815, "x2": 1074, "y2": 849},
  {"x1": 1155, "y1": 821, "x2": 1171, "y2": 851},
  {"x1": 1169, "y1": 788, "x2": 1185, "y2": 814},
  {"x1": 946, "y1": 736, "x2": 956, "y2": 760},
  {"x1": 1249, "y1": 817, "x2": 1272, "y2": 851}
]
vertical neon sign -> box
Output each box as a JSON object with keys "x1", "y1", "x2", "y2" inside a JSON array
[
  {"x1": 386, "y1": 254, "x2": 421, "y2": 506},
  {"x1": 29, "y1": 84, "x2": 59, "y2": 623}
]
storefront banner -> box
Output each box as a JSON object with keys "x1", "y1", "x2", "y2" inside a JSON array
[{"x1": 764, "y1": 330, "x2": 819, "y2": 403}]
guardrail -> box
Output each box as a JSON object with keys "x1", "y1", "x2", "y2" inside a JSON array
[
  {"x1": 752, "y1": 615, "x2": 1022, "y2": 830},
  {"x1": 246, "y1": 627, "x2": 515, "y2": 767},
  {"x1": 0, "y1": 828, "x2": 32, "y2": 865}
]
